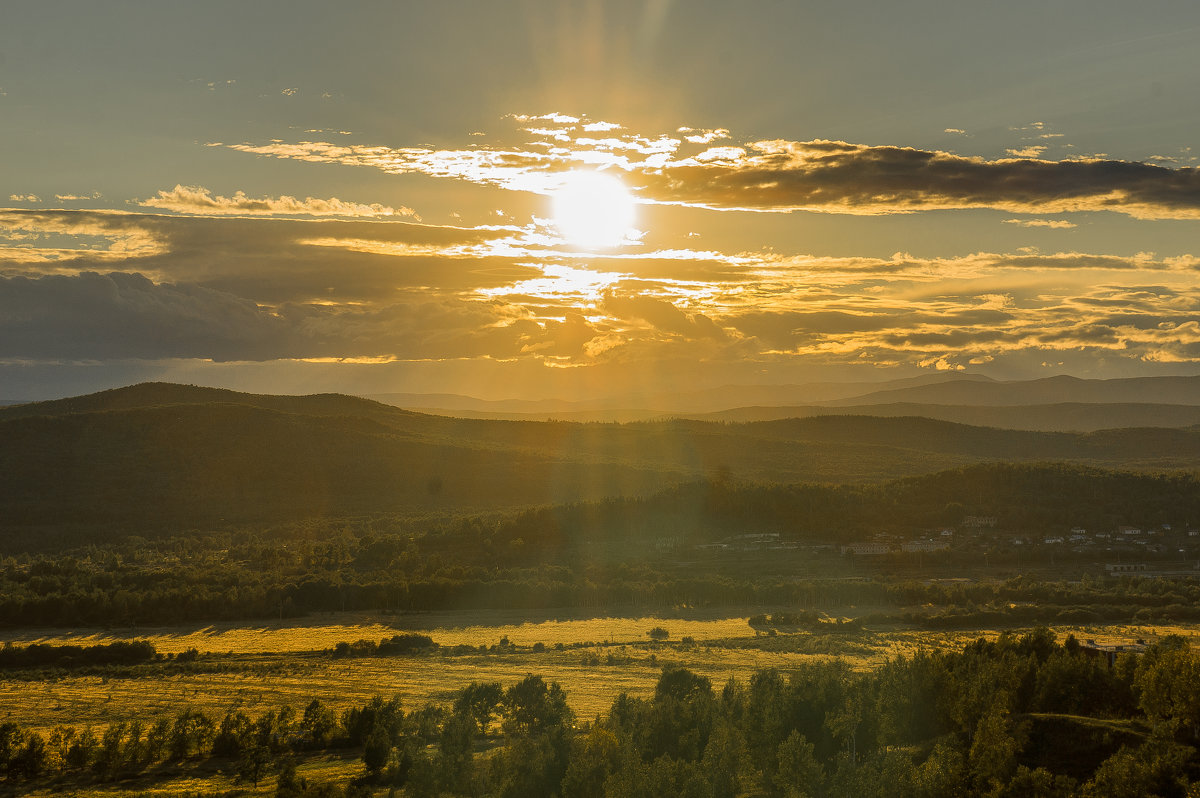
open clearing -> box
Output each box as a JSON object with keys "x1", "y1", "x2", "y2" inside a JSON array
[{"x1": 5, "y1": 611, "x2": 1198, "y2": 736}]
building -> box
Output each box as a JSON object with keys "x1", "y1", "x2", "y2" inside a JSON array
[
  {"x1": 902, "y1": 539, "x2": 950, "y2": 553},
  {"x1": 840, "y1": 543, "x2": 891, "y2": 556},
  {"x1": 1105, "y1": 562, "x2": 1147, "y2": 574}
]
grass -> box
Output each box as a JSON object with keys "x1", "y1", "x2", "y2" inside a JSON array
[
  {"x1": 4, "y1": 610, "x2": 1197, "y2": 737},
  {"x1": 4, "y1": 611, "x2": 1196, "y2": 797}
]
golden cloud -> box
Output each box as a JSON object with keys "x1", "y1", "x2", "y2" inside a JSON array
[
  {"x1": 223, "y1": 116, "x2": 1200, "y2": 220},
  {"x1": 138, "y1": 185, "x2": 417, "y2": 218}
]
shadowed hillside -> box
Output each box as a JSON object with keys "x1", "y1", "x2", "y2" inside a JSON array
[{"x1": 3, "y1": 383, "x2": 1200, "y2": 528}]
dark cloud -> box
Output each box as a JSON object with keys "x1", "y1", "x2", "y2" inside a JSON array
[
  {"x1": 0, "y1": 271, "x2": 566, "y2": 362},
  {"x1": 229, "y1": 128, "x2": 1200, "y2": 220},
  {"x1": 638, "y1": 141, "x2": 1200, "y2": 219},
  {"x1": 0, "y1": 210, "x2": 534, "y2": 303},
  {"x1": 0, "y1": 272, "x2": 290, "y2": 361}
]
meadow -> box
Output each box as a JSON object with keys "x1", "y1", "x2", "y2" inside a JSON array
[{"x1": 5, "y1": 610, "x2": 1192, "y2": 734}]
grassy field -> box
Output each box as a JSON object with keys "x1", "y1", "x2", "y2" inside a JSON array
[
  {"x1": 5, "y1": 610, "x2": 1198, "y2": 735},
  {"x1": 4, "y1": 611, "x2": 1197, "y2": 797}
]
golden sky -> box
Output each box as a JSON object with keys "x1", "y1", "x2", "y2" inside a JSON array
[{"x1": 2, "y1": 2, "x2": 1200, "y2": 400}]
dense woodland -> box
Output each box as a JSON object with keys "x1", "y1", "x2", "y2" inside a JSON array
[
  {"x1": 4, "y1": 631, "x2": 1200, "y2": 796},
  {"x1": 1, "y1": 462, "x2": 1199, "y2": 628}
]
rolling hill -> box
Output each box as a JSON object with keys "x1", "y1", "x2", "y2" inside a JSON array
[{"x1": 2, "y1": 382, "x2": 1199, "y2": 528}]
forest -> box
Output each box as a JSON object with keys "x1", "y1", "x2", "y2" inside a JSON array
[
  {"x1": 1, "y1": 462, "x2": 1199, "y2": 629},
  {"x1": 2, "y1": 630, "x2": 1199, "y2": 797}
]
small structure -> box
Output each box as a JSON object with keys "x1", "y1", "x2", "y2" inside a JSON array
[
  {"x1": 902, "y1": 539, "x2": 950, "y2": 553},
  {"x1": 1105, "y1": 562, "x2": 1147, "y2": 574},
  {"x1": 840, "y1": 542, "x2": 891, "y2": 556},
  {"x1": 1080, "y1": 639, "x2": 1147, "y2": 667}
]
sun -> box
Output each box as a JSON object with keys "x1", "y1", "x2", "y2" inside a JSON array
[{"x1": 551, "y1": 171, "x2": 635, "y2": 249}]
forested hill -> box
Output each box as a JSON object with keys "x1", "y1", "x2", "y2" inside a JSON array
[{"x1": 2, "y1": 382, "x2": 1200, "y2": 528}]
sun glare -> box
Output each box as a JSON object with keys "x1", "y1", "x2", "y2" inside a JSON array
[{"x1": 551, "y1": 171, "x2": 635, "y2": 249}]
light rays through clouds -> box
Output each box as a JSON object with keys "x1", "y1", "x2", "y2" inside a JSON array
[
  {"x1": 225, "y1": 113, "x2": 1200, "y2": 220},
  {"x1": 3, "y1": 113, "x2": 1200, "y2": 394}
]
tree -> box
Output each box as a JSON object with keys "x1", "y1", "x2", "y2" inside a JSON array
[
  {"x1": 168, "y1": 708, "x2": 215, "y2": 760},
  {"x1": 363, "y1": 725, "x2": 392, "y2": 774},
  {"x1": 212, "y1": 710, "x2": 254, "y2": 759},
  {"x1": 300, "y1": 699, "x2": 337, "y2": 749},
  {"x1": 455, "y1": 681, "x2": 503, "y2": 737},
  {"x1": 237, "y1": 739, "x2": 272, "y2": 787},
  {"x1": 1135, "y1": 642, "x2": 1200, "y2": 738},
  {"x1": 16, "y1": 731, "x2": 48, "y2": 779},
  {"x1": 702, "y1": 722, "x2": 745, "y2": 798},
  {"x1": 503, "y1": 675, "x2": 573, "y2": 736},
  {"x1": 968, "y1": 700, "x2": 1026, "y2": 792},
  {"x1": 561, "y1": 725, "x2": 621, "y2": 798},
  {"x1": 0, "y1": 722, "x2": 25, "y2": 779},
  {"x1": 1083, "y1": 743, "x2": 1191, "y2": 798},
  {"x1": 774, "y1": 730, "x2": 822, "y2": 798}
]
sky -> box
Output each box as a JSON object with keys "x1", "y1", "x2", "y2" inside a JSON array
[{"x1": 3, "y1": 0, "x2": 1200, "y2": 401}]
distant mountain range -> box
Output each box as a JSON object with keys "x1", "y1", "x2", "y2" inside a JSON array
[
  {"x1": 2, "y1": 381, "x2": 1200, "y2": 529},
  {"x1": 369, "y1": 373, "x2": 1200, "y2": 430}
]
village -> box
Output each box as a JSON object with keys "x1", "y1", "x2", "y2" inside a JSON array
[{"x1": 690, "y1": 518, "x2": 1200, "y2": 576}]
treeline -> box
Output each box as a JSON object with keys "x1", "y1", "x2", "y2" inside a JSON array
[
  {"x1": 2, "y1": 462, "x2": 1200, "y2": 628},
  {"x1": 7, "y1": 631, "x2": 1200, "y2": 796},
  {"x1": 0, "y1": 639, "x2": 156, "y2": 670},
  {"x1": 331, "y1": 633, "x2": 437, "y2": 658},
  {"x1": 6, "y1": 538, "x2": 1200, "y2": 630}
]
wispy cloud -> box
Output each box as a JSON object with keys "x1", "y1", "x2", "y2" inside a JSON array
[
  {"x1": 1005, "y1": 146, "x2": 1047, "y2": 158},
  {"x1": 137, "y1": 185, "x2": 418, "y2": 219},
  {"x1": 1003, "y1": 218, "x2": 1077, "y2": 229},
  {"x1": 224, "y1": 115, "x2": 1200, "y2": 220},
  {"x1": 8, "y1": 194, "x2": 40, "y2": 203}
]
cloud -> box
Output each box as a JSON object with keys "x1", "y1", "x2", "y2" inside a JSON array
[
  {"x1": 0, "y1": 209, "x2": 533, "y2": 302},
  {"x1": 8, "y1": 194, "x2": 40, "y2": 203},
  {"x1": 601, "y1": 290, "x2": 727, "y2": 340},
  {"x1": 216, "y1": 115, "x2": 1200, "y2": 221},
  {"x1": 54, "y1": 192, "x2": 102, "y2": 201},
  {"x1": 5, "y1": 208, "x2": 1200, "y2": 372},
  {"x1": 639, "y1": 140, "x2": 1200, "y2": 219},
  {"x1": 138, "y1": 185, "x2": 417, "y2": 218},
  {"x1": 0, "y1": 271, "x2": 568, "y2": 362},
  {"x1": 1003, "y1": 218, "x2": 1077, "y2": 229}
]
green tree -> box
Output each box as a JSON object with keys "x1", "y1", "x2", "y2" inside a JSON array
[
  {"x1": 561, "y1": 725, "x2": 621, "y2": 798},
  {"x1": 168, "y1": 708, "x2": 215, "y2": 760},
  {"x1": 363, "y1": 724, "x2": 392, "y2": 774},
  {"x1": 503, "y1": 674, "x2": 573, "y2": 736},
  {"x1": 968, "y1": 699, "x2": 1026, "y2": 792},
  {"x1": 237, "y1": 739, "x2": 272, "y2": 786},
  {"x1": 774, "y1": 730, "x2": 822, "y2": 798},
  {"x1": 1082, "y1": 743, "x2": 1191, "y2": 798},
  {"x1": 299, "y1": 699, "x2": 338, "y2": 749},
  {"x1": 1135, "y1": 643, "x2": 1200, "y2": 738},
  {"x1": 455, "y1": 681, "x2": 504, "y2": 736}
]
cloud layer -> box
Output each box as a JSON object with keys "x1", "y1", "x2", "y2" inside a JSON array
[
  {"x1": 3, "y1": 208, "x2": 1199, "y2": 378},
  {"x1": 224, "y1": 116, "x2": 1200, "y2": 220}
]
